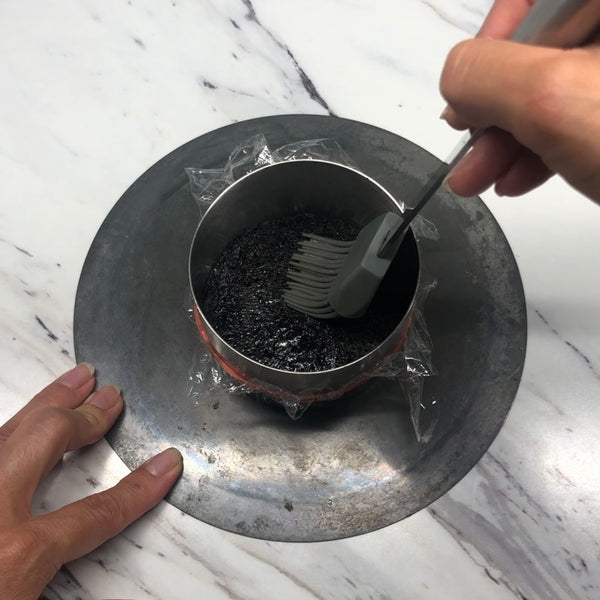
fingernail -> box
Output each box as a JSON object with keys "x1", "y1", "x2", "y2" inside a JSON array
[
  {"x1": 442, "y1": 174, "x2": 454, "y2": 191},
  {"x1": 142, "y1": 448, "x2": 183, "y2": 477},
  {"x1": 85, "y1": 385, "x2": 122, "y2": 410},
  {"x1": 58, "y1": 363, "x2": 95, "y2": 389},
  {"x1": 440, "y1": 106, "x2": 451, "y2": 120}
]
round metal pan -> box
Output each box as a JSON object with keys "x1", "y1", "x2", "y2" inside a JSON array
[{"x1": 74, "y1": 114, "x2": 527, "y2": 542}]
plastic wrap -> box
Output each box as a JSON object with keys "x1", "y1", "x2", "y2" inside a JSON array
[{"x1": 185, "y1": 135, "x2": 439, "y2": 442}]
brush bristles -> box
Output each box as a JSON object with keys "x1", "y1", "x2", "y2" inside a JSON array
[{"x1": 283, "y1": 233, "x2": 353, "y2": 318}]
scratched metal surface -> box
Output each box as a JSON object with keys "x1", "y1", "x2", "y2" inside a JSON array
[{"x1": 73, "y1": 115, "x2": 526, "y2": 542}]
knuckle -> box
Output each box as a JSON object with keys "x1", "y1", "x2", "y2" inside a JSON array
[
  {"x1": 447, "y1": 39, "x2": 472, "y2": 66},
  {"x1": 440, "y1": 40, "x2": 473, "y2": 101},
  {"x1": 75, "y1": 403, "x2": 106, "y2": 430},
  {"x1": 32, "y1": 382, "x2": 77, "y2": 407},
  {"x1": 1, "y1": 526, "x2": 38, "y2": 561},
  {"x1": 23, "y1": 406, "x2": 73, "y2": 443},
  {"x1": 0, "y1": 526, "x2": 62, "y2": 589},
  {"x1": 18, "y1": 402, "x2": 109, "y2": 455},
  {"x1": 82, "y1": 490, "x2": 131, "y2": 529},
  {"x1": 0, "y1": 525, "x2": 50, "y2": 567}
]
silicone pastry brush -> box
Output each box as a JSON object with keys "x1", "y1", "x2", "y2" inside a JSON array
[
  {"x1": 283, "y1": 149, "x2": 468, "y2": 320},
  {"x1": 284, "y1": 0, "x2": 600, "y2": 319}
]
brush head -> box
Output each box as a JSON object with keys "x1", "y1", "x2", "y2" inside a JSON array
[
  {"x1": 284, "y1": 212, "x2": 405, "y2": 319},
  {"x1": 284, "y1": 234, "x2": 353, "y2": 318}
]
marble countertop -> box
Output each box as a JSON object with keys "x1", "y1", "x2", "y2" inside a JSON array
[{"x1": 1, "y1": 1, "x2": 599, "y2": 598}]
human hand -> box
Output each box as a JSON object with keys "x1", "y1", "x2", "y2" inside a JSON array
[
  {"x1": 0, "y1": 363, "x2": 183, "y2": 600},
  {"x1": 439, "y1": 0, "x2": 600, "y2": 203}
]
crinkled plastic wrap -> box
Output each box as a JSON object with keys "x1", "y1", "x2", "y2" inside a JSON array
[
  {"x1": 186, "y1": 135, "x2": 358, "y2": 216},
  {"x1": 185, "y1": 135, "x2": 439, "y2": 442}
]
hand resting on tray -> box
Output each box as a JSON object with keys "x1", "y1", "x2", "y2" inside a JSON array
[{"x1": 0, "y1": 363, "x2": 183, "y2": 600}]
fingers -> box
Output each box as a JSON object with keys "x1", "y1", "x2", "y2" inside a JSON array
[
  {"x1": 30, "y1": 448, "x2": 183, "y2": 564},
  {"x1": 446, "y1": 128, "x2": 520, "y2": 196},
  {"x1": 445, "y1": 128, "x2": 553, "y2": 197},
  {"x1": 0, "y1": 386, "x2": 123, "y2": 518},
  {"x1": 439, "y1": 38, "x2": 548, "y2": 133},
  {"x1": 440, "y1": 38, "x2": 555, "y2": 133},
  {"x1": 441, "y1": 39, "x2": 600, "y2": 201},
  {"x1": 494, "y1": 148, "x2": 554, "y2": 196},
  {"x1": 0, "y1": 363, "x2": 96, "y2": 444}
]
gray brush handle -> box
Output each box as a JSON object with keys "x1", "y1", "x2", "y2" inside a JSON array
[{"x1": 378, "y1": 0, "x2": 600, "y2": 257}]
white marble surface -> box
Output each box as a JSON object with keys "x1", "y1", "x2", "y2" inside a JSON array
[{"x1": 1, "y1": 1, "x2": 599, "y2": 599}]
